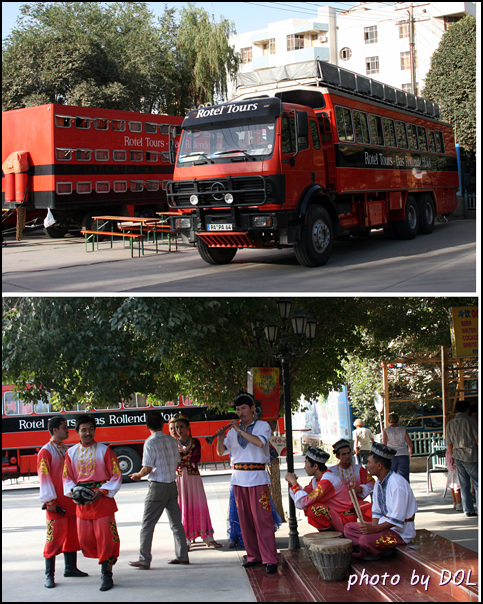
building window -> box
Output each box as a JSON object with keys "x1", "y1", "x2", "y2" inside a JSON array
[
  {"x1": 241, "y1": 47, "x2": 252, "y2": 63},
  {"x1": 262, "y1": 39, "x2": 276, "y2": 55},
  {"x1": 287, "y1": 34, "x2": 305, "y2": 52},
  {"x1": 444, "y1": 16, "x2": 461, "y2": 30},
  {"x1": 399, "y1": 22, "x2": 409, "y2": 39},
  {"x1": 364, "y1": 26, "x2": 377, "y2": 44},
  {"x1": 339, "y1": 47, "x2": 352, "y2": 61},
  {"x1": 365, "y1": 56, "x2": 379, "y2": 75}
]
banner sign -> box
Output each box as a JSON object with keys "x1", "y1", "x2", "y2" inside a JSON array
[{"x1": 449, "y1": 306, "x2": 478, "y2": 357}]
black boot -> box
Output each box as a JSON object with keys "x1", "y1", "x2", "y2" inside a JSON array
[
  {"x1": 44, "y1": 557, "x2": 55, "y2": 588},
  {"x1": 99, "y1": 557, "x2": 116, "y2": 591},
  {"x1": 64, "y1": 551, "x2": 89, "y2": 577}
]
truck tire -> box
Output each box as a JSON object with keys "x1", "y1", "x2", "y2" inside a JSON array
[
  {"x1": 294, "y1": 205, "x2": 333, "y2": 267},
  {"x1": 44, "y1": 224, "x2": 69, "y2": 238},
  {"x1": 197, "y1": 238, "x2": 237, "y2": 264},
  {"x1": 418, "y1": 194, "x2": 435, "y2": 234},
  {"x1": 394, "y1": 195, "x2": 419, "y2": 240},
  {"x1": 112, "y1": 446, "x2": 142, "y2": 482}
]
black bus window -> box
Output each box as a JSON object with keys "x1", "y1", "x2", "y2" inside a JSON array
[
  {"x1": 395, "y1": 121, "x2": 408, "y2": 149},
  {"x1": 428, "y1": 130, "x2": 436, "y2": 153},
  {"x1": 335, "y1": 106, "x2": 354, "y2": 142},
  {"x1": 407, "y1": 123, "x2": 419, "y2": 150},
  {"x1": 353, "y1": 110, "x2": 370, "y2": 144},
  {"x1": 417, "y1": 126, "x2": 428, "y2": 152},
  {"x1": 368, "y1": 114, "x2": 384, "y2": 146},
  {"x1": 435, "y1": 130, "x2": 445, "y2": 154}
]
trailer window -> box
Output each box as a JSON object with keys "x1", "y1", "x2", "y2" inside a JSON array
[
  {"x1": 368, "y1": 114, "x2": 384, "y2": 146},
  {"x1": 113, "y1": 150, "x2": 127, "y2": 161},
  {"x1": 75, "y1": 149, "x2": 92, "y2": 161},
  {"x1": 130, "y1": 151, "x2": 143, "y2": 162},
  {"x1": 95, "y1": 181, "x2": 110, "y2": 193},
  {"x1": 335, "y1": 106, "x2": 354, "y2": 142},
  {"x1": 114, "y1": 181, "x2": 128, "y2": 192},
  {"x1": 95, "y1": 149, "x2": 109, "y2": 161},
  {"x1": 310, "y1": 120, "x2": 321, "y2": 149},
  {"x1": 112, "y1": 120, "x2": 126, "y2": 132},
  {"x1": 435, "y1": 130, "x2": 445, "y2": 154},
  {"x1": 145, "y1": 123, "x2": 157, "y2": 134},
  {"x1": 146, "y1": 180, "x2": 160, "y2": 191},
  {"x1": 55, "y1": 115, "x2": 72, "y2": 128},
  {"x1": 55, "y1": 148, "x2": 72, "y2": 161},
  {"x1": 383, "y1": 117, "x2": 397, "y2": 148},
  {"x1": 407, "y1": 123, "x2": 419, "y2": 150},
  {"x1": 130, "y1": 181, "x2": 144, "y2": 192},
  {"x1": 76, "y1": 182, "x2": 92, "y2": 194},
  {"x1": 94, "y1": 118, "x2": 109, "y2": 131},
  {"x1": 146, "y1": 151, "x2": 158, "y2": 162},
  {"x1": 129, "y1": 121, "x2": 142, "y2": 133},
  {"x1": 353, "y1": 110, "x2": 370, "y2": 144},
  {"x1": 56, "y1": 182, "x2": 72, "y2": 195},
  {"x1": 75, "y1": 117, "x2": 91, "y2": 129},
  {"x1": 395, "y1": 121, "x2": 408, "y2": 149},
  {"x1": 428, "y1": 131, "x2": 436, "y2": 153},
  {"x1": 417, "y1": 126, "x2": 428, "y2": 152}
]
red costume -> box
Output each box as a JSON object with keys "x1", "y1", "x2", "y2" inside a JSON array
[
  {"x1": 289, "y1": 470, "x2": 357, "y2": 532},
  {"x1": 38, "y1": 440, "x2": 80, "y2": 558},
  {"x1": 328, "y1": 462, "x2": 374, "y2": 522},
  {"x1": 63, "y1": 441, "x2": 122, "y2": 563}
]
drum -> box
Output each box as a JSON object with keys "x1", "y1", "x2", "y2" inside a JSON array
[{"x1": 309, "y1": 537, "x2": 353, "y2": 581}]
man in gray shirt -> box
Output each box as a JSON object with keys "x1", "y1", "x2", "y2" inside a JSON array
[
  {"x1": 129, "y1": 410, "x2": 189, "y2": 568},
  {"x1": 446, "y1": 401, "x2": 478, "y2": 517}
]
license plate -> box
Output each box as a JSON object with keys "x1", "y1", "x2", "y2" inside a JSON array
[{"x1": 207, "y1": 224, "x2": 233, "y2": 231}]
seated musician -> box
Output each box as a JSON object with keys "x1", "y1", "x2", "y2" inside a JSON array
[
  {"x1": 328, "y1": 439, "x2": 373, "y2": 522},
  {"x1": 285, "y1": 447, "x2": 357, "y2": 532},
  {"x1": 344, "y1": 443, "x2": 417, "y2": 561}
]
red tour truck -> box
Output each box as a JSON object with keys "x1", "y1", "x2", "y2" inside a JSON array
[
  {"x1": 167, "y1": 61, "x2": 459, "y2": 267},
  {"x1": 2, "y1": 104, "x2": 182, "y2": 237}
]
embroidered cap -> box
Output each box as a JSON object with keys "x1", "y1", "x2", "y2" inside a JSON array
[
  {"x1": 333, "y1": 439, "x2": 351, "y2": 454},
  {"x1": 234, "y1": 391, "x2": 255, "y2": 407},
  {"x1": 371, "y1": 442, "x2": 397, "y2": 460},
  {"x1": 306, "y1": 446, "x2": 330, "y2": 464}
]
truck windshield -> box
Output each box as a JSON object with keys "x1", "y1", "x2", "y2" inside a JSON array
[{"x1": 177, "y1": 121, "x2": 276, "y2": 165}]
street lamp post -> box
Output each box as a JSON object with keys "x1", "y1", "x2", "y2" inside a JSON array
[{"x1": 253, "y1": 299, "x2": 317, "y2": 550}]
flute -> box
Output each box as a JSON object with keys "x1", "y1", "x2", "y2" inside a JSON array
[
  {"x1": 349, "y1": 488, "x2": 365, "y2": 525},
  {"x1": 205, "y1": 421, "x2": 239, "y2": 445}
]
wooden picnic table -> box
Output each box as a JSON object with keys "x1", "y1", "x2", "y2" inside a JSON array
[{"x1": 92, "y1": 215, "x2": 178, "y2": 253}]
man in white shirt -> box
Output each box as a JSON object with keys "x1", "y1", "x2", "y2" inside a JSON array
[
  {"x1": 217, "y1": 392, "x2": 278, "y2": 574},
  {"x1": 129, "y1": 410, "x2": 188, "y2": 569},
  {"x1": 344, "y1": 443, "x2": 417, "y2": 561}
]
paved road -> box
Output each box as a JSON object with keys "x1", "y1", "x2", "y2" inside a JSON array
[{"x1": 2, "y1": 219, "x2": 477, "y2": 293}]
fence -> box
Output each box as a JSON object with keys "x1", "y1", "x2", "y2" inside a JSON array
[
  {"x1": 409, "y1": 431, "x2": 444, "y2": 456},
  {"x1": 464, "y1": 192, "x2": 476, "y2": 211}
]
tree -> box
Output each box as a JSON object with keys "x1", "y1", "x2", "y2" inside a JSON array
[
  {"x1": 3, "y1": 297, "x2": 477, "y2": 412},
  {"x1": 2, "y1": 2, "x2": 239, "y2": 114},
  {"x1": 422, "y1": 15, "x2": 477, "y2": 153}
]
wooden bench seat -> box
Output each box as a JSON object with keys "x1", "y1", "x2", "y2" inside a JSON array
[{"x1": 80, "y1": 229, "x2": 144, "y2": 257}]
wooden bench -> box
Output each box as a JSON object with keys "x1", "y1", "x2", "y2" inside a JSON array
[
  {"x1": 118, "y1": 223, "x2": 179, "y2": 252},
  {"x1": 80, "y1": 230, "x2": 144, "y2": 257}
]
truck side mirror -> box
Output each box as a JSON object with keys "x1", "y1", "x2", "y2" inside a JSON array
[{"x1": 296, "y1": 111, "x2": 309, "y2": 140}]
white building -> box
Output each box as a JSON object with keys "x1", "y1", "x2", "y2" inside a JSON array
[{"x1": 230, "y1": 2, "x2": 476, "y2": 97}]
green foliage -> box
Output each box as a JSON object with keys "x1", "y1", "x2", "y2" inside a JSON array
[
  {"x1": 2, "y1": 2, "x2": 239, "y2": 114},
  {"x1": 422, "y1": 16, "x2": 477, "y2": 152},
  {"x1": 2, "y1": 297, "x2": 477, "y2": 415}
]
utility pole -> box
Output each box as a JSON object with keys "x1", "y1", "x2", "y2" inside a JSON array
[{"x1": 408, "y1": 4, "x2": 417, "y2": 95}]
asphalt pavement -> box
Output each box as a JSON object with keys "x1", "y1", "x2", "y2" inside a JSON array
[
  {"x1": 2, "y1": 456, "x2": 478, "y2": 602},
  {"x1": 2, "y1": 218, "x2": 477, "y2": 293}
]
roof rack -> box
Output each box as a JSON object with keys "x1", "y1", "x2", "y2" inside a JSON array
[{"x1": 236, "y1": 60, "x2": 441, "y2": 119}]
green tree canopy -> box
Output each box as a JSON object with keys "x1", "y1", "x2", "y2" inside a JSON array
[
  {"x1": 422, "y1": 15, "x2": 477, "y2": 153},
  {"x1": 3, "y1": 297, "x2": 476, "y2": 413},
  {"x1": 2, "y1": 2, "x2": 239, "y2": 114}
]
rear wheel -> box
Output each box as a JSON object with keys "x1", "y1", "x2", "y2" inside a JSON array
[
  {"x1": 394, "y1": 195, "x2": 419, "y2": 240},
  {"x1": 294, "y1": 205, "x2": 333, "y2": 267},
  {"x1": 112, "y1": 446, "x2": 142, "y2": 482},
  {"x1": 418, "y1": 194, "x2": 435, "y2": 234},
  {"x1": 197, "y1": 238, "x2": 237, "y2": 264}
]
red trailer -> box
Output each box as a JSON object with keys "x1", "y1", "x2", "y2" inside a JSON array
[
  {"x1": 2, "y1": 384, "x2": 284, "y2": 482},
  {"x1": 168, "y1": 61, "x2": 459, "y2": 267},
  {"x1": 2, "y1": 104, "x2": 182, "y2": 237}
]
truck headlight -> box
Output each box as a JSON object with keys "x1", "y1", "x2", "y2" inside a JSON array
[
  {"x1": 190, "y1": 195, "x2": 199, "y2": 205},
  {"x1": 224, "y1": 193, "x2": 234, "y2": 204},
  {"x1": 252, "y1": 215, "x2": 272, "y2": 228}
]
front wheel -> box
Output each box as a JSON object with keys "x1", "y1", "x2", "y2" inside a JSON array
[
  {"x1": 197, "y1": 238, "x2": 237, "y2": 264},
  {"x1": 294, "y1": 205, "x2": 333, "y2": 267}
]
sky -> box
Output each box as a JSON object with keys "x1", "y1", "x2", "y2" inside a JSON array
[{"x1": 2, "y1": 1, "x2": 359, "y2": 40}]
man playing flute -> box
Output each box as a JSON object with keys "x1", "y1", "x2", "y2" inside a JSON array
[{"x1": 217, "y1": 392, "x2": 278, "y2": 574}]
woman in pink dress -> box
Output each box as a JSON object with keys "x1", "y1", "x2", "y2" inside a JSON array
[{"x1": 173, "y1": 415, "x2": 222, "y2": 549}]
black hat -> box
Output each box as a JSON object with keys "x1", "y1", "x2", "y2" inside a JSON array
[
  {"x1": 371, "y1": 442, "x2": 397, "y2": 460},
  {"x1": 333, "y1": 439, "x2": 351, "y2": 454},
  {"x1": 306, "y1": 446, "x2": 330, "y2": 464}
]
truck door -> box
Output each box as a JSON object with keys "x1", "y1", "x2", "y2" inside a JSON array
[{"x1": 280, "y1": 112, "x2": 315, "y2": 210}]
